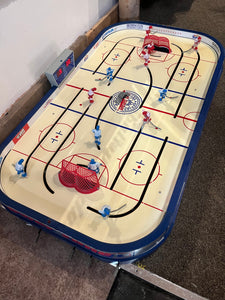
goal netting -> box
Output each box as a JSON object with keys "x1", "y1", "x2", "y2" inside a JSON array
[
  {"x1": 143, "y1": 35, "x2": 171, "y2": 53},
  {"x1": 58, "y1": 159, "x2": 99, "y2": 194}
]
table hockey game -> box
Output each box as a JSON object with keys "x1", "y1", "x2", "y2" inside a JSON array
[{"x1": 0, "y1": 22, "x2": 224, "y2": 263}]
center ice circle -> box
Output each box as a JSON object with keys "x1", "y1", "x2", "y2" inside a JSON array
[{"x1": 109, "y1": 90, "x2": 142, "y2": 114}]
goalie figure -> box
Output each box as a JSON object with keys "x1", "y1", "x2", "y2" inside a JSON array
[{"x1": 88, "y1": 158, "x2": 101, "y2": 174}]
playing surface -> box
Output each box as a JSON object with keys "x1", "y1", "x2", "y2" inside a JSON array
[{"x1": 0, "y1": 24, "x2": 220, "y2": 249}]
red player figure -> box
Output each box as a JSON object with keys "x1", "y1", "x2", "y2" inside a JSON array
[
  {"x1": 88, "y1": 87, "x2": 97, "y2": 104},
  {"x1": 118, "y1": 90, "x2": 129, "y2": 111},
  {"x1": 145, "y1": 25, "x2": 152, "y2": 37},
  {"x1": 141, "y1": 50, "x2": 150, "y2": 67},
  {"x1": 192, "y1": 35, "x2": 201, "y2": 51},
  {"x1": 146, "y1": 41, "x2": 155, "y2": 55},
  {"x1": 142, "y1": 110, "x2": 151, "y2": 124},
  {"x1": 141, "y1": 110, "x2": 161, "y2": 130}
]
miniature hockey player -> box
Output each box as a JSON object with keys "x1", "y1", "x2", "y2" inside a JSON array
[
  {"x1": 145, "y1": 25, "x2": 152, "y2": 37},
  {"x1": 141, "y1": 50, "x2": 150, "y2": 67},
  {"x1": 115, "y1": 90, "x2": 130, "y2": 105},
  {"x1": 88, "y1": 87, "x2": 97, "y2": 104},
  {"x1": 98, "y1": 205, "x2": 111, "y2": 219},
  {"x1": 146, "y1": 41, "x2": 155, "y2": 55},
  {"x1": 143, "y1": 52, "x2": 150, "y2": 67},
  {"x1": 117, "y1": 90, "x2": 130, "y2": 111},
  {"x1": 158, "y1": 89, "x2": 168, "y2": 102},
  {"x1": 88, "y1": 159, "x2": 101, "y2": 174},
  {"x1": 15, "y1": 159, "x2": 27, "y2": 177},
  {"x1": 92, "y1": 125, "x2": 101, "y2": 146},
  {"x1": 142, "y1": 110, "x2": 161, "y2": 130},
  {"x1": 106, "y1": 67, "x2": 114, "y2": 83},
  {"x1": 142, "y1": 110, "x2": 151, "y2": 127},
  {"x1": 192, "y1": 35, "x2": 201, "y2": 51}
]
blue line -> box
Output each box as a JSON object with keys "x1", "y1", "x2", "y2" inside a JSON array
[
  {"x1": 50, "y1": 102, "x2": 188, "y2": 149},
  {"x1": 80, "y1": 67, "x2": 205, "y2": 101}
]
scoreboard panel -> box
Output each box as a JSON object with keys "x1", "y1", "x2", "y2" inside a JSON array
[{"x1": 45, "y1": 49, "x2": 75, "y2": 86}]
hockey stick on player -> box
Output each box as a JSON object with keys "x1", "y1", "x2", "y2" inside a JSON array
[
  {"x1": 150, "y1": 54, "x2": 161, "y2": 57},
  {"x1": 165, "y1": 94, "x2": 178, "y2": 99},
  {"x1": 149, "y1": 120, "x2": 161, "y2": 130},
  {"x1": 183, "y1": 47, "x2": 194, "y2": 53},
  {"x1": 111, "y1": 204, "x2": 127, "y2": 213},
  {"x1": 95, "y1": 75, "x2": 107, "y2": 81}
]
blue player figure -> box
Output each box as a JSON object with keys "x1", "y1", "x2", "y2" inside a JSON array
[
  {"x1": 15, "y1": 159, "x2": 27, "y2": 177},
  {"x1": 106, "y1": 67, "x2": 114, "y2": 83},
  {"x1": 98, "y1": 205, "x2": 111, "y2": 219},
  {"x1": 158, "y1": 89, "x2": 167, "y2": 102},
  {"x1": 88, "y1": 159, "x2": 101, "y2": 174},
  {"x1": 92, "y1": 125, "x2": 101, "y2": 147}
]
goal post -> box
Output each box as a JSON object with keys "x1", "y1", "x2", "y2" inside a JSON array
[{"x1": 58, "y1": 159, "x2": 100, "y2": 194}]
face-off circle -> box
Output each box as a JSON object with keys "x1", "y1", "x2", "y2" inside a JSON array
[
  {"x1": 39, "y1": 123, "x2": 75, "y2": 152},
  {"x1": 109, "y1": 90, "x2": 142, "y2": 114},
  {"x1": 167, "y1": 62, "x2": 200, "y2": 82},
  {"x1": 183, "y1": 112, "x2": 199, "y2": 131},
  {"x1": 119, "y1": 150, "x2": 161, "y2": 186},
  {"x1": 102, "y1": 48, "x2": 131, "y2": 67}
]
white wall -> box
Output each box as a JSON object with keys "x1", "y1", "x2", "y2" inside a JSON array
[{"x1": 0, "y1": 0, "x2": 117, "y2": 116}]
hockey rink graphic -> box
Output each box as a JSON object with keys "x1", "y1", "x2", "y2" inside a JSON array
[{"x1": 0, "y1": 22, "x2": 224, "y2": 262}]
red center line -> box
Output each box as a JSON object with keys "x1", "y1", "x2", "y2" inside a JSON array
[
  {"x1": 66, "y1": 84, "x2": 197, "y2": 122},
  {"x1": 66, "y1": 84, "x2": 110, "y2": 98},
  {"x1": 142, "y1": 105, "x2": 197, "y2": 122}
]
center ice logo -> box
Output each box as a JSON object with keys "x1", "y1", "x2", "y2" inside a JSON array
[{"x1": 109, "y1": 90, "x2": 142, "y2": 114}]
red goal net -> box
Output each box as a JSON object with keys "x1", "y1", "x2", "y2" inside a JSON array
[
  {"x1": 143, "y1": 35, "x2": 171, "y2": 53},
  {"x1": 58, "y1": 159, "x2": 99, "y2": 194}
]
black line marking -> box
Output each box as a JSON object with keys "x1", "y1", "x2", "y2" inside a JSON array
[
  {"x1": 24, "y1": 88, "x2": 84, "y2": 173},
  {"x1": 165, "y1": 44, "x2": 183, "y2": 90},
  {"x1": 107, "y1": 46, "x2": 136, "y2": 86},
  {"x1": 109, "y1": 136, "x2": 168, "y2": 218},
  {"x1": 93, "y1": 36, "x2": 142, "y2": 75},
  {"x1": 110, "y1": 126, "x2": 142, "y2": 190},
  {"x1": 87, "y1": 136, "x2": 168, "y2": 218},
  {"x1": 87, "y1": 206, "x2": 101, "y2": 215},
  {"x1": 43, "y1": 105, "x2": 90, "y2": 194},
  {"x1": 93, "y1": 44, "x2": 118, "y2": 75},
  {"x1": 140, "y1": 66, "x2": 152, "y2": 108},
  {"x1": 94, "y1": 96, "x2": 112, "y2": 150},
  {"x1": 174, "y1": 51, "x2": 200, "y2": 118},
  {"x1": 95, "y1": 96, "x2": 112, "y2": 129}
]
